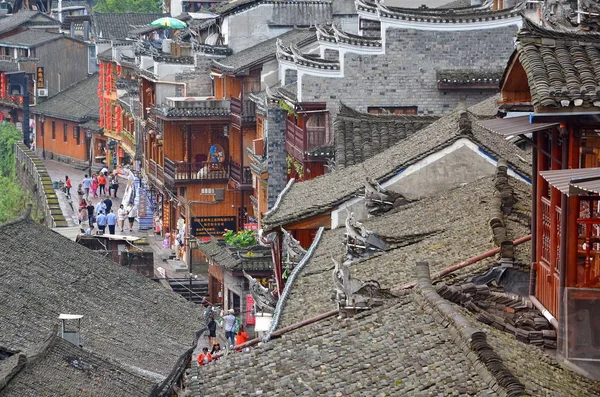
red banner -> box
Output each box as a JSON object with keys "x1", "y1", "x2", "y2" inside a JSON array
[
  {"x1": 244, "y1": 223, "x2": 259, "y2": 231},
  {"x1": 245, "y1": 295, "x2": 255, "y2": 325}
]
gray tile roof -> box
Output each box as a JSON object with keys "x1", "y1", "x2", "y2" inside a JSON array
[
  {"x1": 0, "y1": 30, "x2": 62, "y2": 48},
  {"x1": 0, "y1": 11, "x2": 59, "y2": 35},
  {"x1": 334, "y1": 103, "x2": 439, "y2": 168},
  {"x1": 197, "y1": 238, "x2": 273, "y2": 272},
  {"x1": 0, "y1": 60, "x2": 18, "y2": 72},
  {"x1": 212, "y1": 29, "x2": 317, "y2": 74},
  {"x1": 0, "y1": 216, "x2": 203, "y2": 377},
  {"x1": 262, "y1": 97, "x2": 532, "y2": 230},
  {"x1": 211, "y1": 0, "x2": 330, "y2": 17},
  {"x1": 197, "y1": 166, "x2": 599, "y2": 395},
  {"x1": 508, "y1": 19, "x2": 600, "y2": 110},
  {"x1": 0, "y1": 334, "x2": 154, "y2": 396},
  {"x1": 92, "y1": 12, "x2": 166, "y2": 40},
  {"x1": 32, "y1": 74, "x2": 99, "y2": 122}
]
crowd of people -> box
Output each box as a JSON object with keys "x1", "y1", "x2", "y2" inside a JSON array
[
  {"x1": 68, "y1": 169, "x2": 138, "y2": 236},
  {"x1": 197, "y1": 308, "x2": 250, "y2": 366}
]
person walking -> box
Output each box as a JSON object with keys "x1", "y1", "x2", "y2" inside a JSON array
[
  {"x1": 223, "y1": 309, "x2": 236, "y2": 348},
  {"x1": 91, "y1": 174, "x2": 99, "y2": 198},
  {"x1": 95, "y1": 200, "x2": 106, "y2": 216},
  {"x1": 197, "y1": 347, "x2": 212, "y2": 366},
  {"x1": 207, "y1": 316, "x2": 217, "y2": 347},
  {"x1": 86, "y1": 200, "x2": 95, "y2": 226},
  {"x1": 96, "y1": 211, "x2": 107, "y2": 234},
  {"x1": 235, "y1": 325, "x2": 249, "y2": 349},
  {"x1": 98, "y1": 173, "x2": 107, "y2": 197},
  {"x1": 110, "y1": 174, "x2": 119, "y2": 198},
  {"x1": 64, "y1": 175, "x2": 72, "y2": 199},
  {"x1": 76, "y1": 183, "x2": 85, "y2": 203},
  {"x1": 78, "y1": 199, "x2": 87, "y2": 226},
  {"x1": 103, "y1": 196, "x2": 113, "y2": 214},
  {"x1": 82, "y1": 174, "x2": 91, "y2": 200},
  {"x1": 127, "y1": 204, "x2": 137, "y2": 232},
  {"x1": 106, "y1": 209, "x2": 117, "y2": 234},
  {"x1": 117, "y1": 204, "x2": 127, "y2": 232}
]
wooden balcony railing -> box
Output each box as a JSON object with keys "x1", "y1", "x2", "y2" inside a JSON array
[
  {"x1": 285, "y1": 119, "x2": 332, "y2": 162},
  {"x1": 165, "y1": 157, "x2": 229, "y2": 182},
  {"x1": 230, "y1": 160, "x2": 252, "y2": 186},
  {"x1": 231, "y1": 96, "x2": 256, "y2": 122},
  {"x1": 147, "y1": 159, "x2": 164, "y2": 185}
]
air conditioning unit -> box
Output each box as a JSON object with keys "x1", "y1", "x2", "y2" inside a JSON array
[{"x1": 37, "y1": 88, "x2": 48, "y2": 97}]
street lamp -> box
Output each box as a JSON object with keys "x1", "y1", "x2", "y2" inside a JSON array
[
  {"x1": 85, "y1": 129, "x2": 93, "y2": 177},
  {"x1": 39, "y1": 114, "x2": 45, "y2": 159}
]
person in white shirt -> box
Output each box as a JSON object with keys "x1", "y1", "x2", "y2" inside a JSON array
[
  {"x1": 222, "y1": 309, "x2": 237, "y2": 347},
  {"x1": 117, "y1": 204, "x2": 128, "y2": 232}
]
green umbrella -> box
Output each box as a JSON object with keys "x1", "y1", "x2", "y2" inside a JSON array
[{"x1": 149, "y1": 17, "x2": 187, "y2": 29}]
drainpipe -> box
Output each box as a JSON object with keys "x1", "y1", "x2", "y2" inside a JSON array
[
  {"x1": 557, "y1": 128, "x2": 569, "y2": 351},
  {"x1": 529, "y1": 143, "x2": 538, "y2": 296},
  {"x1": 530, "y1": 294, "x2": 559, "y2": 328},
  {"x1": 395, "y1": 234, "x2": 532, "y2": 291}
]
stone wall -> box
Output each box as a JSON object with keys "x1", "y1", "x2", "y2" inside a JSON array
[
  {"x1": 14, "y1": 143, "x2": 67, "y2": 228},
  {"x1": 266, "y1": 107, "x2": 288, "y2": 209},
  {"x1": 175, "y1": 56, "x2": 216, "y2": 97},
  {"x1": 301, "y1": 25, "x2": 519, "y2": 117}
]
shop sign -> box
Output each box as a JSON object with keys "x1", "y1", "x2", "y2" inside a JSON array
[{"x1": 191, "y1": 216, "x2": 236, "y2": 237}]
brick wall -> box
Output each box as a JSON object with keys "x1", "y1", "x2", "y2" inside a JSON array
[
  {"x1": 175, "y1": 56, "x2": 215, "y2": 97},
  {"x1": 301, "y1": 25, "x2": 519, "y2": 117},
  {"x1": 266, "y1": 107, "x2": 287, "y2": 209}
]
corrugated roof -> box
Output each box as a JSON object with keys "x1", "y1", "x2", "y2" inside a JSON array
[
  {"x1": 540, "y1": 167, "x2": 600, "y2": 196},
  {"x1": 476, "y1": 116, "x2": 559, "y2": 136}
]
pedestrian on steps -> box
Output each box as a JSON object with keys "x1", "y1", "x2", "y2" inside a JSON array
[
  {"x1": 235, "y1": 325, "x2": 249, "y2": 349},
  {"x1": 223, "y1": 309, "x2": 236, "y2": 348},
  {"x1": 86, "y1": 200, "x2": 95, "y2": 226},
  {"x1": 127, "y1": 204, "x2": 137, "y2": 232},
  {"x1": 64, "y1": 176, "x2": 72, "y2": 199},
  {"x1": 197, "y1": 347, "x2": 212, "y2": 366},
  {"x1": 96, "y1": 211, "x2": 107, "y2": 234},
  {"x1": 82, "y1": 174, "x2": 91, "y2": 200}
]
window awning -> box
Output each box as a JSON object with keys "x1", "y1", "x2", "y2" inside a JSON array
[
  {"x1": 476, "y1": 116, "x2": 559, "y2": 136},
  {"x1": 540, "y1": 167, "x2": 600, "y2": 196}
]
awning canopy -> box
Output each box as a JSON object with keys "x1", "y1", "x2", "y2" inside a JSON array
[
  {"x1": 477, "y1": 116, "x2": 559, "y2": 136},
  {"x1": 540, "y1": 167, "x2": 600, "y2": 196}
]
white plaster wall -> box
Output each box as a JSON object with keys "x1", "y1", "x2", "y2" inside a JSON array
[{"x1": 330, "y1": 139, "x2": 530, "y2": 228}]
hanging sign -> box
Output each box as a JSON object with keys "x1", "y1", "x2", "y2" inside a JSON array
[
  {"x1": 191, "y1": 216, "x2": 236, "y2": 237},
  {"x1": 36, "y1": 67, "x2": 44, "y2": 87}
]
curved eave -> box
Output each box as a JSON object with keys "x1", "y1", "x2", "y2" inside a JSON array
[{"x1": 378, "y1": 13, "x2": 523, "y2": 31}]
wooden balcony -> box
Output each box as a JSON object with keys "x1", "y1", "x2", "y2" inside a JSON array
[
  {"x1": 146, "y1": 159, "x2": 164, "y2": 188},
  {"x1": 286, "y1": 119, "x2": 331, "y2": 162},
  {"x1": 164, "y1": 157, "x2": 229, "y2": 184},
  {"x1": 230, "y1": 96, "x2": 256, "y2": 124},
  {"x1": 230, "y1": 160, "x2": 252, "y2": 189}
]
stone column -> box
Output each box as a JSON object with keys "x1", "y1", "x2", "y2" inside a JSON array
[{"x1": 266, "y1": 107, "x2": 287, "y2": 209}]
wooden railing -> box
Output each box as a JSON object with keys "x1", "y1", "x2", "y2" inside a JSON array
[
  {"x1": 147, "y1": 159, "x2": 164, "y2": 185},
  {"x1": 164, "y1": 157, "x2": 228, "y2": 182},
  {"x1": 230, "y1": 160, "x2": 252, "y2": 186},
  {"x1": 230, "y1": 96, "x2": 256, "y2": 122},
  {"x1": 285, "y1": 120, "x2": 332, "y2": 162}
]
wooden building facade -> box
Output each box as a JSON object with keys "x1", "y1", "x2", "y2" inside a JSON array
[{"x1": 500, "y1": 21, "x2": 600, "y2": 372}]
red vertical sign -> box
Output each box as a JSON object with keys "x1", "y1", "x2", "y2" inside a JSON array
[{"x1": 245, "y1": 294, "x2": 255, "y2": 325}]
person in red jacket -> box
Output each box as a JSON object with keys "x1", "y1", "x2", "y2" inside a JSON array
[
  {"x1": 197, "y1": 347, "x2": 212, "y2": 366},
  {"x1": 235, "y1": 325, "x2": 249, "y2": 350},
  {"x1": 65, "y1": 175, "x2": 72, "y2": 199}
]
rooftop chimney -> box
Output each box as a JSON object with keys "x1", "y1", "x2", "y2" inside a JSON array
[{"x1": 59, "y1": 314, "x2": 83, "y2": 346}]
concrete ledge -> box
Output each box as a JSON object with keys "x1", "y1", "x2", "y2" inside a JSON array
[{"x1": 415, "y1": 261, "x2": 529, "y2": 397}]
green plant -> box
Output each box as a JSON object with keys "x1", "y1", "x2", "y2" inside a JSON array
[
  {"x1": 286, "y1": 155, "x2": 304, "y2": 180},
  {"x1": 279, "y1": 100, "x2": 297, "y2": 116},
  {"x1": 223, "y1": 229, "x2": 257, "y2": 248}
]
